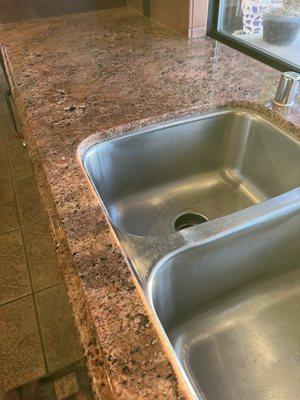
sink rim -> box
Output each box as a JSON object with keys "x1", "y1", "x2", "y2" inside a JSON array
[
  {"x1": 81, "y1": 108, "x2": 299, "y2": 161},
  {"x1": 79, "y1": 107, "x2": 300, "y2": 400},
  {"x1": 147, "y1": 187, "x2": 300, "y2": 292},
  {"x1": 81, "y1": 107, "x2": 300, "y2": 240}
]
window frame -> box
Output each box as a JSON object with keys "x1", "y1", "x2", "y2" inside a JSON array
[{"x1": 206, "y1": 0, "x2": 300, "y2": 73}]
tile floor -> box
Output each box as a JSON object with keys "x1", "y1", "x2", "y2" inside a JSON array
[
  {"x1": 4, "y1": 360, "x2": 93, "y2": 400},
  {"x1": 0, "y1": 90, "x2": 88, "y2": 399}
]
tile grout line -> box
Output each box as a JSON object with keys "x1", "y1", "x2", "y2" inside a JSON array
[
  {"x1": 0, "y1": 292, "x2": 32, "y2": 309},
  {"x1": 0, "y1": 219, "x2": 55, "y2": 238},
  {"x1": 34, "y1": 281, "x2": 64, "y2": 295},
  {"x1": 0, "y1": 226, "x2": 22, "y2": 237},
  {"x1": 0, "y1": 281, "x2": 64, "y2": 308},
  {"x1": 0, "y1": 212, "x2": 47, "y2": 235},
  {"x1": 0, "y1": 94, "x2": 50, "y2": 375}
]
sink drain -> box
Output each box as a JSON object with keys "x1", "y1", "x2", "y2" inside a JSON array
[{"x1": 173, "y1": 212, "x2": 209, "y2": 231}]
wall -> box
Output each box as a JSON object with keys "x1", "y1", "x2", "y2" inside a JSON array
[
  {"x1": 127, "y1": 0, "x2": 209, "y2": 38},
  {"x1": 0, "y1": 0, "x2": 126, "y2": 23},
  {"x1": 189, "y1": 0, "x2": 209, "y2": 38},
  {"x1": 150, "y1": 0, "x2": 190, "y2": 37},
  {"x1": 127, "y1": 0, "x2": 143, "y2": 13}
]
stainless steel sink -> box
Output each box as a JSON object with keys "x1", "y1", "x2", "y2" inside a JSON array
[
  {"x1": 81, "y1": 109, "x2": 300, "y2": 400},
  {"x1": 83, "y1": 110, "x2": 299, "y2": 237},
  {"x1": 149, "y1": 201, "x2": 300, "y2": 400}
]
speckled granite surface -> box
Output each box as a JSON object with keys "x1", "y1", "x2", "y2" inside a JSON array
[{"x1": 0, "y1": 6, "x2": 299, "y2": 400}]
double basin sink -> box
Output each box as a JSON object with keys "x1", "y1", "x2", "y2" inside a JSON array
[{"x1": 81, "y1": 109, "x2": 300, "y2": 400}]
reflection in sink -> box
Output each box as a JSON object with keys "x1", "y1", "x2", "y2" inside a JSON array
[
  {"x1": 83, "y1": 110, "x2": 299, "y2": 237},
  {"x1": 149, "y1": 204, "x2": 300, "y2": 400}
]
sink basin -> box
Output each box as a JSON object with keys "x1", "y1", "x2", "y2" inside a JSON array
[
  {"x1": 81, "y1": 108, "x2": 300, "y2": 400},
  {"x1": 149, "y1": 202, "x2": 300, "y2": 400},
  {"x1": 83, "y1": 110, "x2": 299, "y2": 237}
]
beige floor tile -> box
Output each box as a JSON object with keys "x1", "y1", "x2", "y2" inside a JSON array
[
  {"x1": 0, "y1": 134, "x2": 10, "y2": 179},
  {"x1": 0, "y1": 177, "x2": 19, "y2": 235},
  {"x1": 14, "y1": 175, "x2": 46, "y2": 227},
  {"x1": 8, "y1": 361, "x2": 93, "y2": 400},
  {"x1": 23, "y1": 222, "x2": 62, "y2": 292},
  {"x1": 0, "y1": 97, "x2": 27, "y2": 179},
  {"x1": 6, "y1": 135, "x2": 33, "y2": 181},
  {"x1": 0, "y1": 230, "x2": 31, "y2": 305},
  {"x1": 0, "y1": 296, "x2": 45, "y2": 391},
  {"x1": 35, "y1": 284, "x2": 82, "y2": 373},
  {"x1": 0, "y1": 96, "x2": 17, "y2": 142},
  {"x1": 0, "y1": 74, "x2": 9, "y2": 94}
]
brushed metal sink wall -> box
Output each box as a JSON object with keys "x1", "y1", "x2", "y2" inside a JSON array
[
  {"x1": 81, "y1": 109, "x2": 300, "y2": 400},
  {"x1": 84, "y1": 110, "x2": 299, "y2": 237},
  {"x1": 149, "y1": 202, "x2": 300, "y2": 400}
]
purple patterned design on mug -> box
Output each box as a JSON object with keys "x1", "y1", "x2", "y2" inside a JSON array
[{"x1": 242, "y1": 0, "x2": 265, "y2": 34}]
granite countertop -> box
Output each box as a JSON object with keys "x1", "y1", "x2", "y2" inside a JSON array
[{"x1": 1, "y1": 6, "x2": 299, "y2": 400}]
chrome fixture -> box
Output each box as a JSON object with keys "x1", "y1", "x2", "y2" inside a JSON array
[{"x1": 274, "y1": 71, "x2": 300, "y2": 107}]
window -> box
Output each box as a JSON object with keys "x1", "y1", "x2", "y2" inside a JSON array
[{"x1": 208, "y1": 0, "x2": 300, "y2": 72}]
